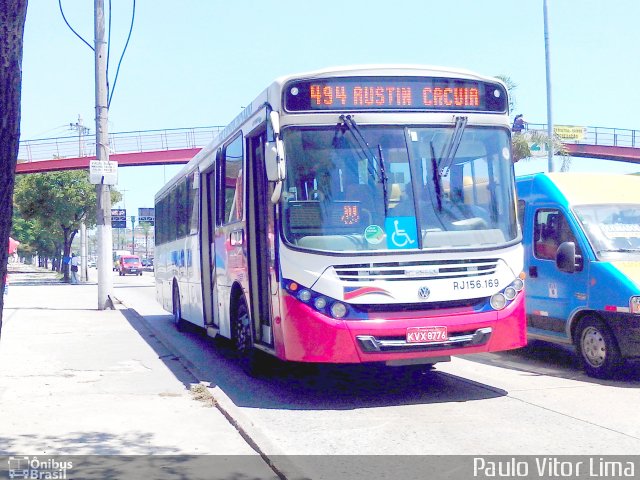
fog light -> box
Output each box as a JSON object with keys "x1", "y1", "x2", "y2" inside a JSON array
[
  {"x1": 330, "y1": 302, "x2": 347, "y2": 318},
  {"x1": 299, "y1": 289, "x2": 311, "y2": 302},
  {"x1": 504, "y1": 286, "x2": 517, "y2": 301},
  {"x1": 630, "y1": 296, "x2": 640, "y2": 315},
  {"x1": 314, "y1": 297, "x2": 327, "y2": 310},
  {"x1": 490, "y1": 293, "x2": 507, "y2": 310}
]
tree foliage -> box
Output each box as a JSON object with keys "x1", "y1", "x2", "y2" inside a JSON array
[
  {"x1": 497, "y1": 73, "x2": 570, "y2": 170},
  {"x1": 0, "y1": 0, "x2": 28, "y2": 337},
  {"x1": 13, "y1": 171, "x2": 121, "y2": 279}
]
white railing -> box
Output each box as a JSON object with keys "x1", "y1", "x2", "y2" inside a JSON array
[{"x1": 18, "y1": 126, "x2": 224, "y2": 163}]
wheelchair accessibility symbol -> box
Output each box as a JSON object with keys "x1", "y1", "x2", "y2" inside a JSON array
[{"x1": 385, "y1": 217, "x2": 417, "y2": 250}]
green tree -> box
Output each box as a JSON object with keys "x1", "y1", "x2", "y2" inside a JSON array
[
  {"x1": 497, "y1": 73, "x2": 570, "y2": 170},
  {"x1": 139, "y1": 221, "x2": 153, "y2": 260},
  {"x1": 0, "y1": 0, "x2": 28, "y2": 337},
  {"x1": 13, "y1": 171, "x2": 121, "y2": 281}
]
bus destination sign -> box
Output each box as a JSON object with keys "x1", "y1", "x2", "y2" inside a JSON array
[{"x1": 284, "y1": 76, "x2": 507, "y2": 113}]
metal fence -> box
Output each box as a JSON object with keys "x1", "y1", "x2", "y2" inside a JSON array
[
  {"x1": 526, "y1": 123, "x2": 640, "y2": 148},
  {"x1": 18, "y1": 123, "x2": 640, "y2": 163},
  {"x1": 18, "y1": 126, "x2": 224, "y2": 163}
]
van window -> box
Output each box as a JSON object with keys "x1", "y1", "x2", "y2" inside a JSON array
[{"x1": 534, "y1": 209, "x2": 581, "y2": 265}]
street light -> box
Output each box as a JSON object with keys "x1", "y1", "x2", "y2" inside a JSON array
[{"x1": 543, "y1": 0, "x2": 554, "y2": 172}]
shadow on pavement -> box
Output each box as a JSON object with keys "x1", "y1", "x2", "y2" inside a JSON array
[
  {"x1": 0, "y1": 431, "x2": 182, "y2": 455},
  {"x1": 123, "y1": 311, "x2": 507, "y2": 411},
  {"x1": 466, "y1": 339, "x2": 640, "y2": 386}
]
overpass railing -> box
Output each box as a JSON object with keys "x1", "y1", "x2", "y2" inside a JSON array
[
  {"x1": 526, "y1": 123, "x2": 640, "y2": 148},
  {"x1": 18, "y1": 123, "x2": 640, "y2": 163},
  {"x1": 18, "y1": 126, "x2": 224, "y2": 163}
]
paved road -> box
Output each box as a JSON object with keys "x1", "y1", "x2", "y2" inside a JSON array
[{"x1": 110, "y1": 272, "x2": 640, "y2": 469}]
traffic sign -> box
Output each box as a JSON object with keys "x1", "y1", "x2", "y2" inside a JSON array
[
  {"x1": 111, "y1": 208, "x2": 126, "y2": 228},
  {"x1": 89, "y1": 160, "x2": 118, "y2": 185}
]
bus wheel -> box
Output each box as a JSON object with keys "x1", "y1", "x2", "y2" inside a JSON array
[
  {"x1": 172, "y1": 284, "x2": 185, "y2": 332},
  {"x1": 233, "y1": 296, "x2": 261, "y2": 376},
  {"x1": 575, "y1": 314, "x2": 622, "y2": 378}
]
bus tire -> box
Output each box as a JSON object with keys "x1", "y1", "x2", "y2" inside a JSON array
[
  {"x1": 172, "y1": 283, "x2": 185, "y2": 332},
  {"x1": 575, "y1": 314, "x2": 622, "y2": 379},
  {"x1": 233, "y1": 295, "x2": 263, "y2": 376}
]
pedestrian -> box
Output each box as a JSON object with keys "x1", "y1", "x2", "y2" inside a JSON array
[
  {"x1": 512, "y1": 114, "x2": 526, "y2": 133},
  {"x1": 70, "y1": 253, "x2": 79, "y2": 284}
]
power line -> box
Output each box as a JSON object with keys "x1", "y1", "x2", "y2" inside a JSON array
[
  {"x1": 58, "y1": 0, "x2": 94, "y2": 51},
  {"x1": 108, "y1": 0, "x2": 136, "y2": 108}
]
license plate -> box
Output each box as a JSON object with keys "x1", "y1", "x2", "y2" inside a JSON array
[
  {"x1": 406, "y1": 326, "x2": 448, "y2": 343},
  {"x1": 130, "y1": 269, "x2": 137, "y2": 272}
]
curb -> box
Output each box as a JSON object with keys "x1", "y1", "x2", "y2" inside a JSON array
[{"x1": 113, "y1": 297, "x2": 308, "y2": 480}]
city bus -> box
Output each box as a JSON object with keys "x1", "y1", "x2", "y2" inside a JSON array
[{"x1": 154, "y1": 65, "x2": 526, "y2": 372}]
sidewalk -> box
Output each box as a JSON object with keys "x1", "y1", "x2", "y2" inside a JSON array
[{"x1": 0, "y1": 264, "x2": 278, "y2": 478}]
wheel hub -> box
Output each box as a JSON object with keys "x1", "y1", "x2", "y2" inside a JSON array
[{"x1": 581, "y1": 326, "x2": 606, "y2": 367}]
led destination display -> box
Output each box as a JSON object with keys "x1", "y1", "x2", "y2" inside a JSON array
[{"x1": 284, "y1": 76, "x2": 507, "y2": 113}]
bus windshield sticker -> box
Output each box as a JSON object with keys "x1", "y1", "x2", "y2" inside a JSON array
[
  {"x1": 385, "y1": 217, "x2": 418, "y2": 250},
  {"x1": 364, "y1": 225, "x2": 385, "y2": 245}
]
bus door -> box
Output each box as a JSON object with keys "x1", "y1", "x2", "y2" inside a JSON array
[
  {"x1": 215, "y1": 134, "x2": 246, "y2": 336},
  {"x1": 203, "y1": 161, "x2": 219, "y2": 330},
  {"x1": 247, "y1": 131, "x2": 278, "y2": 347}
]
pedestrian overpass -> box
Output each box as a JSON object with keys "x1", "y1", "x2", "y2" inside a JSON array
[{"x1": 15, "y1": 123, "x2": 640, "y2": 174}]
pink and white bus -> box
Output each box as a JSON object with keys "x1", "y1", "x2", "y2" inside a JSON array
[{"x1": 154, "y1": 65, "x2": 526, "y2": 372}]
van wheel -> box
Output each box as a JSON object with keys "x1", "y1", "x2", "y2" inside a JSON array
[
  {"x1": 172, "y1": 284, "x2": 185, "y2": 332},
  {"x1": 575, "y1": 314, "x2": 622, "y2": 378}
]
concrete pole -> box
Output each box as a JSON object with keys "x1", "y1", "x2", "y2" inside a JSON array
[
  {"x1": 543, "y1": 0, "x2": 554, "y2": 172},
  {"x1": 95, "y1": 0, "x2": 114, "y2": 309},
  {"x1": 80, "y1": 222, "x2": 88, "y2": 282}
]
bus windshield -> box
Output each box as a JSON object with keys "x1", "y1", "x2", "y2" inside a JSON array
[{"x1": 281, "y1": 124, "x2": 517, "y2": 252}]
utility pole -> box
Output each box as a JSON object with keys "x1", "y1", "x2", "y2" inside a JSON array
[
  {"x1": 95, "y1": 0, "x2": 114, "y2": 309},
  {"x1": 543, "y1": 0, "x2": 554, "y2": 172},
  {"x1": 70, "y1": 114, "x2": 90, "y2": 157}
]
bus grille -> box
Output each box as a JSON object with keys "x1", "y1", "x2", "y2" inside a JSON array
[{"x1": 333, "y1": 259, "x2": 499, "y2": 282}]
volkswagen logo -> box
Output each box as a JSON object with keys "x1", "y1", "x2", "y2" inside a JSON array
[{"x1": 418, "y1": 286, "x2": 431, "y2": 300}]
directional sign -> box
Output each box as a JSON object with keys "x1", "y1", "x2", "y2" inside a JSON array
[
  {"x1": 138, "y1": 207, "x2": 155, "y2": 226},
  {"x1": 111, "y1": 208, "x2": 126, "y2": 228}
]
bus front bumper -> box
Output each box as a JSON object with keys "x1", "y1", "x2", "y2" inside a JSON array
[{"x1": 276, "y1": 293, "x2": 526, "y2": 363}]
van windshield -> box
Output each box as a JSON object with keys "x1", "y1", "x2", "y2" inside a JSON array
[
  {"x1": 280, "y1": 125, "x2": 517, "y2": 252},
  {"x1": 575, "y1": 204, "x2": 640, "y2": 258}
]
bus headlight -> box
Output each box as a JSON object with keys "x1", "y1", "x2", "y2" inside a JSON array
[
  {"x1": 298, "y1": 289, "x2": 312, "y2": 302},
  {"x1": 631, "y1": 296, "x2": 640, "y2": 315},
  {"x1": 330, "y1": 302, "x2": 347, "y2": 319},
  {"x1": 504, "y1": 286, "x2": 517, "y2": 301},
  {"x1": 314, "y1": 297, "x2": 327, "y2": 310},
  {"x1": 490, "y1": 293, "x2": 507, "y2": 310},
  {"x1": 512, "y1": 277, "x2": 524, "y2": 292}
]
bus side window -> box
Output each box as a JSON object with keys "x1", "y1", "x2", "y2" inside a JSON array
[{"x1": 222, "y1": 134, "x2": 244, "y2": 224}]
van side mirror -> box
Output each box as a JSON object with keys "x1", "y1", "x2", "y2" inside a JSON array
[{"x1": 556, "y1": 241, "x2": 582, "y2": 273}]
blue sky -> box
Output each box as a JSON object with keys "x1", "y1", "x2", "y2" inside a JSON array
[{"x1": 19, "y1": 1, "x2": 640, "y2": 216}]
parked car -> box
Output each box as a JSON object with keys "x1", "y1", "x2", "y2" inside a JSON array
[
  {"x1": 118, "y1": 255, "x2": 143, "y2": 276},
  {"x1": 517, "y1": 172, "x2": 640, "y2": 378}
]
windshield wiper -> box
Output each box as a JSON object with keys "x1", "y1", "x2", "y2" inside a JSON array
[
  {"x1": 438, "y1": 116, "x2": 468, "y2": 174},
  {"x1": 597, "y1": 248, "x2": 640, "y2": 253},
  {"x1": 339, "y1": 115, "x2": 389, "y2": 214},
  {"x1": 430, "y1": 141, "x2": 442, "y2": 212}
]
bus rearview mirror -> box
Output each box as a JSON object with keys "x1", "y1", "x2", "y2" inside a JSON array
[{"x1": 265, "y1": 139, "x2": 285, "y2": 182}]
